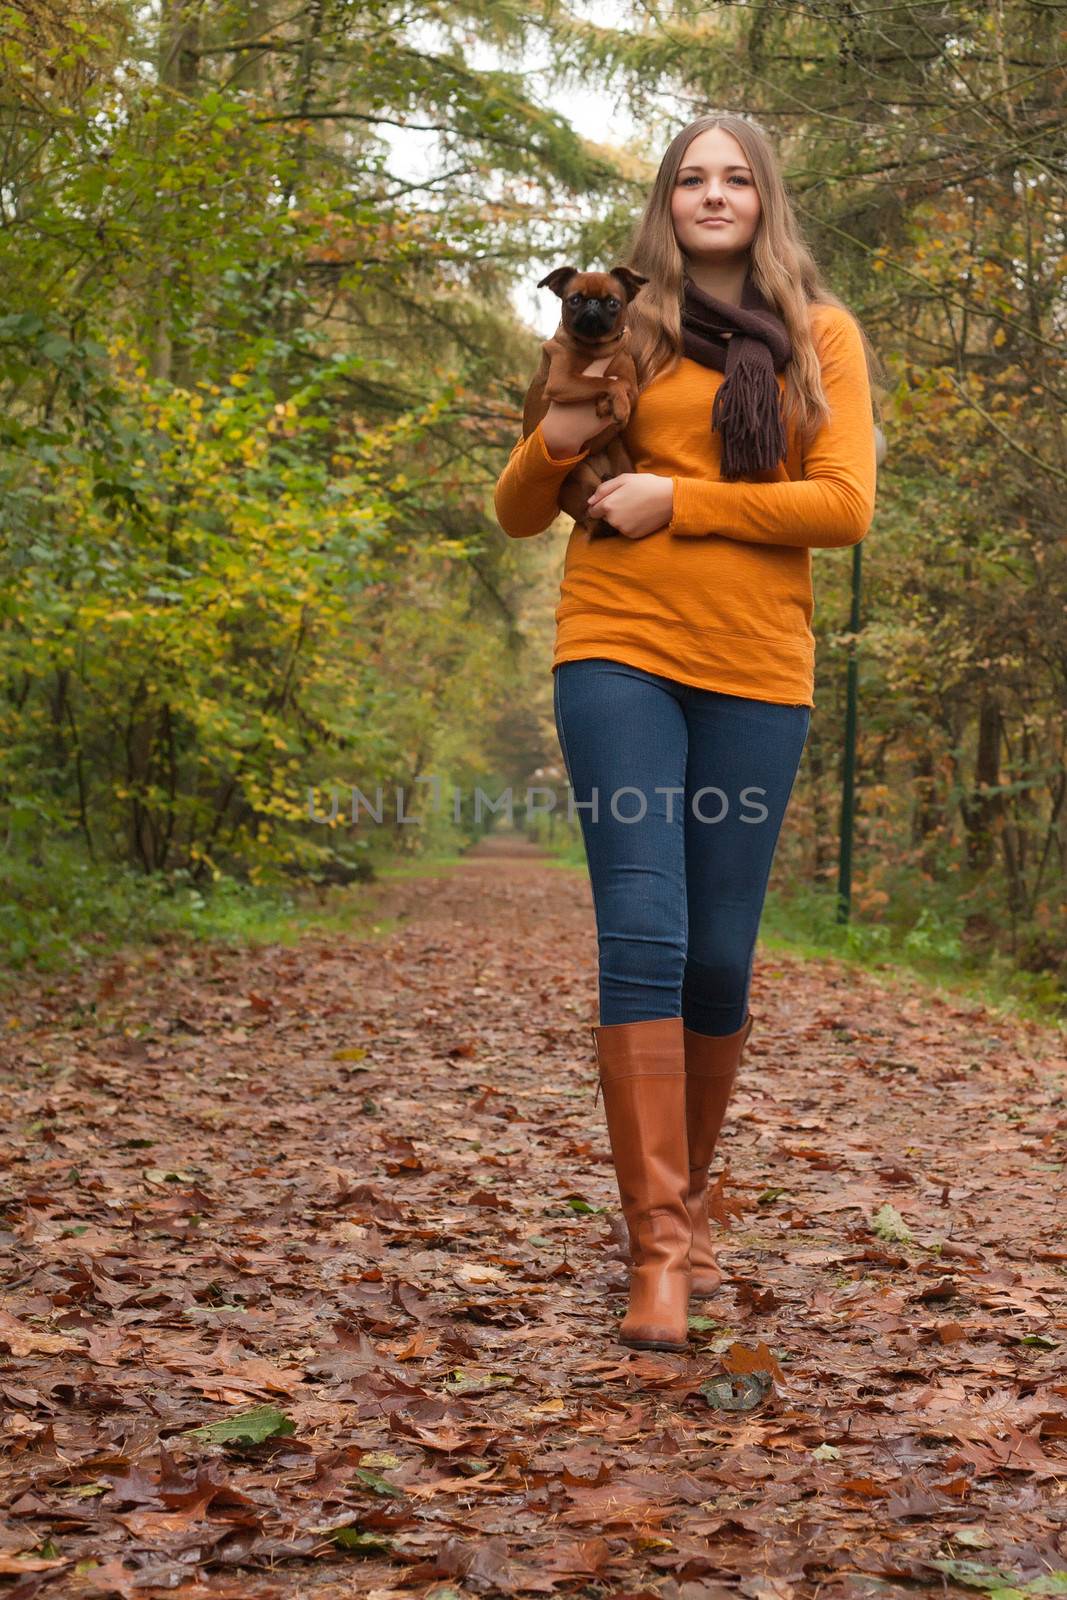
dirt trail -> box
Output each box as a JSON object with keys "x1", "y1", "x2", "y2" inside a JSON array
[{"x1": 0, "y1": 840, "x2": 1064, "y2": 1598}]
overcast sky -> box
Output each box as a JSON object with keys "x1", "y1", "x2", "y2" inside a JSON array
[{"x1": 376, "y1": 3, "x2": 648, "y2": 336}]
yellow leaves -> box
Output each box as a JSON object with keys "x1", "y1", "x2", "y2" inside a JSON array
[{"x1": 3, "y1": 377, "x2": 397, "y2": 885}]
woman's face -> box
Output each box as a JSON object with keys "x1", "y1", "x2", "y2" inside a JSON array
[{"x1": 670, "y1": 126, "x2": 762, "y2": 263}]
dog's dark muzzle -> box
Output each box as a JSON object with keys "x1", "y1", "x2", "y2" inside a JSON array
[{"x1": 574, "y1": 304, "x2": 616, "y2": 337}]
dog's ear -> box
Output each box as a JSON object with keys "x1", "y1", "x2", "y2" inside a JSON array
[
  {"x1": 608, "y1": 266, "x2": 649, "y2": 303},
  {"x1": 537, "y1": 266, "x2": 581, "y2": 298}
]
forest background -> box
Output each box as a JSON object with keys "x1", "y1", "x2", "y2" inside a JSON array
[{"x1": 0, "y1": 0, "x2": 1064, "y2": 1013}]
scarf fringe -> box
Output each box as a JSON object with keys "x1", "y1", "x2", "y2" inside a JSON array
[
  {"x1": 711, "y1": 356, "x2": 788, "y2": 479},
  {"x1": 682, "y1": 271, "x2": 791, "y2": 478}
]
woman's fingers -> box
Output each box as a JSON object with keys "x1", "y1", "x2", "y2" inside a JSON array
[{"x1": 588, "y1": 475, "x2": 622, "y2": 509}]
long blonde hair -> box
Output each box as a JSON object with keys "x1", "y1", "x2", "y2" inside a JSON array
[{"x1": 623, "y1": 113, "x2": 885, "y2": 449}]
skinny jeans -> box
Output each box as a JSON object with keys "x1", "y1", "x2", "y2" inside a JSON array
[{"x1": 552, "y1": 657, "x2": 811, "y2": 1035}]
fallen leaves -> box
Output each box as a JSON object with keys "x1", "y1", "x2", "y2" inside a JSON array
[
  {"x1": 0, "y1": 1310, "x2": 82, "y2": 1358},
  {"x1": 0, "y1": 855, "x2": 1064, "y2": 1595},
  {"x1": 453, "y1": 1261, "x2": 507, "y2": 1286}
]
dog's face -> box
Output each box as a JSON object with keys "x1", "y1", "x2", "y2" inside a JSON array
[{"x1": 536, "y1": 265, "x2": 648, "y2": 340}]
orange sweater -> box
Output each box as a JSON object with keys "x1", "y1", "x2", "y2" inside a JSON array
[{"x1": 493, "y1": 302, "x2": 876, "y2": 708}]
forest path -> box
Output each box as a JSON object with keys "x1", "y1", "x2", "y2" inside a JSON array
[{"x1": 1, "y1": 839, "x2": 1064, "y2": 1598}]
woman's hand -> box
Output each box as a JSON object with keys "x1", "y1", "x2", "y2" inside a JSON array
[
  {"x1": 540, "y1": 393, "x2": 616, "y2": 459},
  {"x1": 539, "y1": 354, "x2": 620, "y2": 459},
  {"x1": 586, "y1": 473, "x2": 674, "y2": 539}
]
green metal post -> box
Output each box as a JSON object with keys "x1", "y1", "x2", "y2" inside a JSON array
[{"x1": 836, "y1": 540, "x2": 862, "y2": 923}]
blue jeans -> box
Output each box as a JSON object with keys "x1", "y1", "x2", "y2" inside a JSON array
[{"x1": 553, "y1": 658, "x2": 811, "y2": 1034}]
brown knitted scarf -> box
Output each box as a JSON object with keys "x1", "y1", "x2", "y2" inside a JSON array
[{"x1": 680, "y1": 270, "x2": 792, "y2": 479}]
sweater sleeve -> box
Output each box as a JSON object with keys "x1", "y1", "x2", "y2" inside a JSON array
[
  {"x1": 493, "y1": 422, "x2": 590, "y2": 539},
  {"x1": 665, "y1": 307, "x2": 877, "y2": 550}
]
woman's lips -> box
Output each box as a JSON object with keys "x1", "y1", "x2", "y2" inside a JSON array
[{"x1": 699, "y1": 218, "x2": 731, "y2": 226}]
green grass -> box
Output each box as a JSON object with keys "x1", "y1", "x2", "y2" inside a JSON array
[
  {"x1": 375, "y1": 853, "x2": 469, "y2": 879},
  {"x1": 757, "y1": 882, "x2": 1065, "y2": 1026},
  {"x1": 4, "y1": 831, "x2": 1063, "y2": 1037},
  {"x1": 0, "y1": 839, "x2": 411, "y2": 985},
  {"x1": 539, "y1": 837, "x2": 587, "y2": 872},
  {"x1": 0, "y1": 832, "x2": 490, "y2": 988}
]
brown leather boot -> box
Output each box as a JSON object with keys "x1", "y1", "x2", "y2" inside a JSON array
[
  {"x1": 591, "y1": 1015, "x2": 691, "y2": 1353},
  {"x1": 684, "y1": 1012, "x2": 754, "y2": 1297}
]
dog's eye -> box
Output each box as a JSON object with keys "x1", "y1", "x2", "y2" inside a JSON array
[
  {"x1": 567, "y1": 294, "x2": 583, "y2": 305},
  {"x1": 607, "y1": 298, "x2": 620, "y2": 309}
]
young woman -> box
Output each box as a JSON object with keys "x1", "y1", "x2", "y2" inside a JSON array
[{"x1": 494, "y1": 113, "x2": 881, "y2": 1354}]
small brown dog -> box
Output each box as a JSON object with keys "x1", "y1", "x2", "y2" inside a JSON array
[{"x1": 521, "y1": 265, "x2": 648, "y2": 540}]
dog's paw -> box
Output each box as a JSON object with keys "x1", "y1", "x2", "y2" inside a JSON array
[{"x1": 608, "y1": 391, "x2": 631, "y2": 425}]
